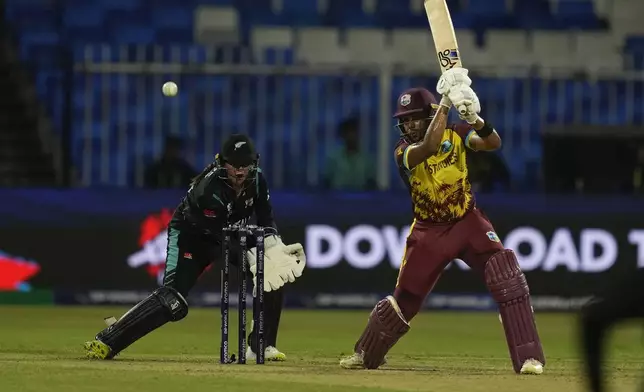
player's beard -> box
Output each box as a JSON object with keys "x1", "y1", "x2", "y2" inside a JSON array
[
  {"x1": 403, "y1": 119, "x2": 430, "y2": 143},
  {"x1": 406, "y1": 129, "x2": 424, "y2": 143}
]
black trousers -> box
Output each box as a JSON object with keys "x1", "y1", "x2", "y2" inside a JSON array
[
  {"x1": 163, "y1": 226, "x2": 283, "y2": 349},
  {"x1": 580, "y1": 269, "x2": 644, "y2": 392}
]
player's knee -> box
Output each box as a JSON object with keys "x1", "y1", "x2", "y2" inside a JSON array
[
  {"x1": 393, "y1": 287, "x2": 424, "y2": 321},
  {"x1": 153, "y1": 286, "x2": 189, "y2": 322},
  {"x1": 484, "y1": 249, "x2": 529, "y2": 303}
]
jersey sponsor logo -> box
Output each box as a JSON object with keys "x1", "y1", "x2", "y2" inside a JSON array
[
  {"x1": 203, "y1": 209, "x2": 216, "y2": 218},
  {"x1": 486, "y1": 231, "x2": 500, "y2": 242},
  {"x1": 245, "y1": 198, "x2": 254, "y2": 208}
]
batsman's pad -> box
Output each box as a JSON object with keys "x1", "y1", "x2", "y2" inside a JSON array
[
  {"x1": 95, "y1": 286, "x2": 188, "y2": 358},
  {"x1": 354, "y1": 295, "x2": 410, "y2": 369},
  {"x1": 485, "y1": 250, "x2": 545, "y2": 373}
]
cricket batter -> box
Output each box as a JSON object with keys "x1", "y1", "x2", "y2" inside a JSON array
[
  {"x1": 339, "y1": 69, "x2": 546, "y2": 374},
  {"x1": 84, "y1": 134, "x2": 306, "y2": 361}
]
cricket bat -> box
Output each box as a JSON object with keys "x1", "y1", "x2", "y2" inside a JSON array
[
  {"x1": 424, "y1": 0, "x2": 467, "y2": 114},
  {"x1": 423, "y1": 0, "x2": 461, "y2": 73}
]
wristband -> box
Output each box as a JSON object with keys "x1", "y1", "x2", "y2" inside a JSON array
[{"x1": 475, "y1": 120, "x2": 494, "y2": 138}]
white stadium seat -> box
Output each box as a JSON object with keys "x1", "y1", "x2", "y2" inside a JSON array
[
  {"x1": 572, "y1": 32, "x2": 622, "y2": 74},
  {"x1": 390, "y1": 29, "x2": 434, "y2": 69},
  {"x1": 295, "y1": 28, "x2": 348, "y2": 64},
  {"x1": 346, "y1": 28, "x2": 392, "y2": 65},
  {"x1": 530, "y1": 31, "x2": 574, "y2": 69},
  {"x1": 485, "y1": 30, "x2": 533, "y2": 69},
  {"x1": 194, "y1": 6, "x2": 239, "y2": 44},
  {"x1": 251, "y1": 27, "x2": 294, "y2": 62}
]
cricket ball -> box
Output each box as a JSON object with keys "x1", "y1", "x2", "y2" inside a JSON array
[{"x1": 162, "y1": 81, "x2": 178, "y2": 97}]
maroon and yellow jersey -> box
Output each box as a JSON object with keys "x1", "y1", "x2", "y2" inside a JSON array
[{"x1": 395, "y1": 123, "x2": 476, "y2": 223}]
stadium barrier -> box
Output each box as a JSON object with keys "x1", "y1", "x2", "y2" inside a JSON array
[{"x1": 0, "y1": 189, "x2": 642, "y2": 311}]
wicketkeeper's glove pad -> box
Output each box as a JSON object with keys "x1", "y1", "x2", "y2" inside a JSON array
[{"x1": 246, "y1": 236, "x2": 306, "y2": 296}]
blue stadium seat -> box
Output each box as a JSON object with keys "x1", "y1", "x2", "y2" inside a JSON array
[
  {"x1": 556, "y1": 0, "x2": 595, "y2": 18},
  {"x1": 375, "y1": 0, "x2": 427, "y2": 28},
  {"x1": 554, "y1": 0, "x2": 603, "y2": 29},
  {"x1": 514, "y1": 0, "x2": 554, "y2": 29},
  {"x1": 156, "y1": 28, "x2": 194, "y2": 44},
  {"x1": 7, "y1": 7, "x2": 55, "y2": 31},
  {"x1": 326, "y1": 0, "x2": 376, "y2": 27},
  {"x1": 67, "y1": 27, "x2": 110, "y2": 44},
  {"x1": 151, "y1": 7, "x2": 194, "y2": 29},
  {"x1": 263, "y1": 48, "x2": 295, "y2": 65},
  {"x1": 281, "y1": 0, "x2": 323, "y2": 26},
  {"x1": 464, "y1": 0, "x2": 515, "y2": 28},
  {"x1": 95, "y1": 0, "x2": 141, "y2": 11},
  {"x1": 466, "y1": 0, "x2": 506, "y2": 16},
  {"x1": 64, "y1": 6, "x2": 105, "y2": 28},
  {"x1": 237, "y1": 0, "x2": 284, "y2": 26},
  {"x1": 625, "y1": 36, "x2": 644, "y2": 71},
  {"x1": 111, "y1": 26, "x2": 157, "y2": 44},
  {"x1": 196, "y1": 0, "x2": 234, "y2": 4}
]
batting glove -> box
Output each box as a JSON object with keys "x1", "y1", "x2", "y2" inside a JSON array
[
  {"x1": 436, "y1": 68, "x2": 471, "y2": 96},
  {"x1": 447, "y1": 85, "x2": 481, "y2": 123}
]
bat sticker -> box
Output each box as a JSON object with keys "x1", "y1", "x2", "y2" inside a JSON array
[{"x1": 437, "y1": 49, "x2": 460, "y2": 70}]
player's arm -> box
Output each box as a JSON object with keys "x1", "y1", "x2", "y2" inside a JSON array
[
  {"x1": 403, "y1": 102, "x2": 450, "y2": 169},
  {"x1": 465, "y1": 116, "x2": 502, "y2": 151},
  {"x1": 254, "y1": 171, "x2": 279, "y2": 237}
]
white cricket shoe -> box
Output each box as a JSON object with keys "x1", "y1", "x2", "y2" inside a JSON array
[
  {"x1": 520, "y1": 358, "x2": 544, "y2": 375},
  {"x1": 340, "y1": 352, "x2": 365, "y2": 369},
  {"x1": 339, "y1": 352, "x2": 387, "y2": 369},
  {"x1": 246, "y1": 345, "x2": 286, "y2": 362}
]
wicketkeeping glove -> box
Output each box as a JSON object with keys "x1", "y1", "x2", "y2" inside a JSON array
[{"x1": 247, "y1": 235, "x2": 306, "y2": 296}]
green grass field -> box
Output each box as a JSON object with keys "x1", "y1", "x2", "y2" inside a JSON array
[{"x1": 0, "y1": 306, "x2": 642, "y2": 392}]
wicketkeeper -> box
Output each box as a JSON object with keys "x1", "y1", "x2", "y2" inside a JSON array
[{"x1": 84, "y1": 134, "x2": 306, "y2": 361}]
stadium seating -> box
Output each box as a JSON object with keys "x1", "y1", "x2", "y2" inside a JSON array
[{"x1": 4, "y1": 0, "x2": 643, "y2": 189}]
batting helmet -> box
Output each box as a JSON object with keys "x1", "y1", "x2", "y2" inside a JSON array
[{"x1": 393, "y1": 87, "x2": 439, "y2": 119}]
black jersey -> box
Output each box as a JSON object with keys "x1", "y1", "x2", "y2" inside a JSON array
[{"x1": 171, "y1": 166, "x2": 277, "y2": 244}]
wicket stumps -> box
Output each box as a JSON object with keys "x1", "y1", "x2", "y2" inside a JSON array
[{"x1": 220, "y1": 224, "x2": 265, "y2": 365}]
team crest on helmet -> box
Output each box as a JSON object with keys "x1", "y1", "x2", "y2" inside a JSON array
[
  {"x1": 234, "y1": 141, "x2": 247, "y2": 149},
  {"x1": 400, "y1": 94, "x2": 412, "y2": 106}
]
